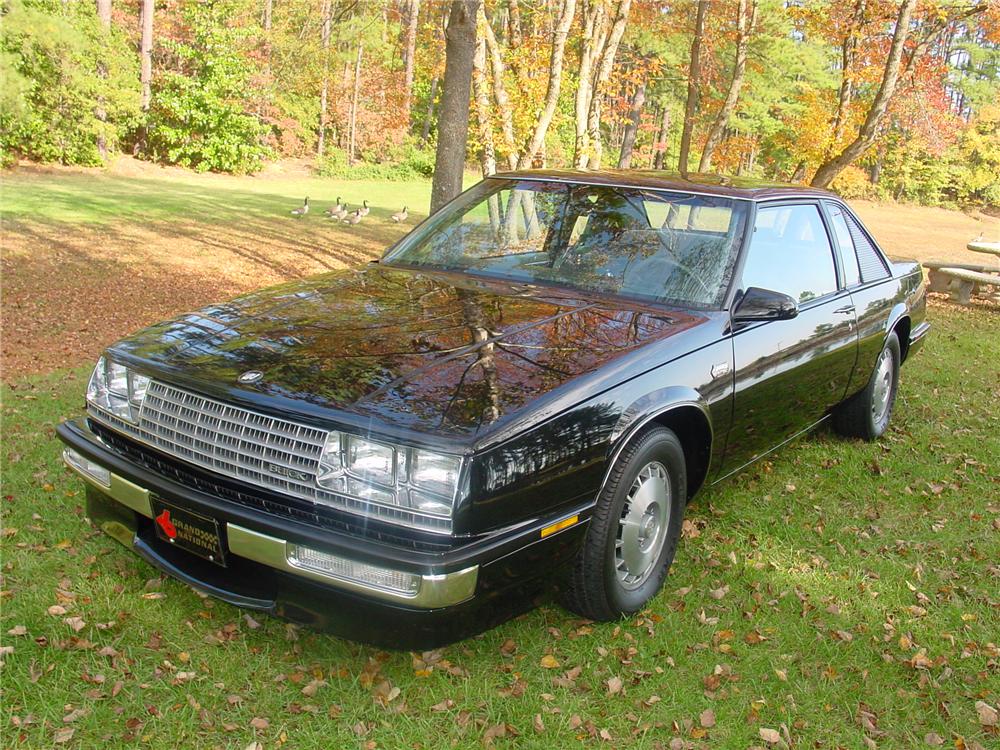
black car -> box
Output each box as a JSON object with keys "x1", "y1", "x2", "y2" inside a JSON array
[{"x1": 58, "y1": 170, "x2": 929, "y2": 647}]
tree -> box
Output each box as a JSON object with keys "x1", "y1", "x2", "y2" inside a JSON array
[
  {"x1": 678, "y1": 0, "x2": 709, "y2": 173},
  {"x1": 95, "y1": 0, "x2": 113, "y2": 158},
  {"x1": 347, "y1": 42, "x2": 363, "y2": 165},
  {"x1": 699, "y1": 0, "x2": 757, "y2": 172},
  {"x1": 139, "y1": 0, "x2": 153, "y2": 112},
  {"x1": 402, "y1": 0, "x2": 420, "y2": 122},
  {"x1": 471, "y1": 8, "x2": 496, "y2": 176},
  {"x1": 430, "y1": 0, "x2": 480, "y2": 213},
  {"x1": 810, "y1": 0, "x2": 916, "y2": 188},
  {"x1": 317, "y1": 0, "x2": 332, "y2": 157},
  {"x1": 518, "y1": 0, "x2": 576, "y2": 168},
  {"x1": 617, "y1": 78, "x2": 645, "y2": 168},
  {"x1": 573, "y1": 0, "x2": 632, "y2": 168}
]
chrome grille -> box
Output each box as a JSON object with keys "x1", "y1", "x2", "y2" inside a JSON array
[{"x1": 88, "y1": 381, "x2": 451, "y2": 533}]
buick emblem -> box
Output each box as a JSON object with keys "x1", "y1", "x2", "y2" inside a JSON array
[{"x1": 238, "y1": 370, "x2": 264, "y2": 384}]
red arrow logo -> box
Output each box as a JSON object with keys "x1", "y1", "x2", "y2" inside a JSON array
[{"x1": 156, "y1": 509, "x2": 177, "y2": 539}]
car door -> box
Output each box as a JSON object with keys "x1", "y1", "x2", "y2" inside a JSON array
[{"x1": 720, "y1": 201, "x2": 859, "y2": 476}]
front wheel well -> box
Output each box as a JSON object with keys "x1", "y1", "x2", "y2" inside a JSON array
[{"x1": 649, "y1": 406, "x2": 712, "y2": 501}]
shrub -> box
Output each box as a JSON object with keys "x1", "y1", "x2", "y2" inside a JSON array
[
  {"x1": 145, "y1": 0, "x2": 271, "y2": 174},
  {"x1": 830, "y1": 165, "x2": 873, "y2": 200},
  {"x1": 316, "y1": 140, "x2": 435, "y2": 180}
]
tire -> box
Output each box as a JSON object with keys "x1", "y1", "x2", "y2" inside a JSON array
[
  {"x1": 562, "y1": 426, "x2": 686, "y2": 621},
  {"x1": 833, "y1": 331, "x2": 901, "y2": 441}
]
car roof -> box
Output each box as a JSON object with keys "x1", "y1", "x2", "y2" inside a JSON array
[{"x1": 488, "y1": 169, "x2": 836, "y2": 202}]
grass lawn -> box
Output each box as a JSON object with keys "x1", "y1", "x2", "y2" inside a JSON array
[{"x1": 2, "y1": 163, "x2": 999, "y2": 748}]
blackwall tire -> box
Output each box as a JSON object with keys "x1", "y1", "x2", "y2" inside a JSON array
[{"x1": 562, "y1": 426, "x2": 686, "y2": 621}]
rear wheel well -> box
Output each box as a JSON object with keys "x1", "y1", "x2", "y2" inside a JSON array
[
  {"x1": 893, "y1": 316, "x2": 911, "y2": 362},
  {"x1": 649, "y1": 406, "x2": 712, "y2": 501}
]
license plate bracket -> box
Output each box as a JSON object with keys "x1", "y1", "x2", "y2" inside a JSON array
[{"x1": 150, "y1": 498, "x2": 227, "y2": 567}]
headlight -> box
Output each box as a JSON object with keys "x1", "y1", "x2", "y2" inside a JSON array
[
  {"x1": 316, "y1": 433, "x2": 462, "y2": 522},
  {"x1": 86, "y1": 356, "x2": 149, "y2": 423}
]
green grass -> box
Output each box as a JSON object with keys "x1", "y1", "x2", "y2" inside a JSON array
[
  {"x1": 3, "y1": 304, "x2": 998, "y2": 749},
  {"x1": 1, "y1": 168, "x2": 441, "y2": 227}
]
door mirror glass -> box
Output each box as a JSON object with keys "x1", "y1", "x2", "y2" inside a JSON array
[{"x1": 733, "y1": 287, "x2": 799, "y2": 323}]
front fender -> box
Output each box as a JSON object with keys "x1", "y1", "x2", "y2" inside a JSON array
[{"x1": 610, "y1": 386, "x2": 713, "y2": 448}]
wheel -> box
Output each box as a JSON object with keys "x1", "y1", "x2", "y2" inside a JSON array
[
  {"x1": 833, "y1": 331, "x2": 901, "y2": 440},
  {"x1": 562, "y1": 426, "x2": 686, "y2": 621}
]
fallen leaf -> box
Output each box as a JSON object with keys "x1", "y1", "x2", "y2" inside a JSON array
[
  {"x1": 924, "y1": 732, "x2": 944, "y2": 746},
  {"x1": 539, "y1": 654, "x2": 560, "y2": 669},
  {"x1": 760, "y1": 727, "x2": 781, "y2": 744},
  {"x1": 7, "y1": 625, "x2": 27, "y2": 636},
  {"x1": 700, "y1": 708, "x2": 716, "y2": 728},
  {"x1": 709, "y1": 585, "x2": 730, "y2": 600},
  {"x1": 533, "y1": 714, "x2": 544, "y2": 733},
  {"x1": 606, "y1": 676, "x2": 623, "y2": 695},
  {"x1": 47, "y1": 605, "x2": 67, "y2": 616},
  {"x1": 249, "y1": 717, "x2": 269, "y2": 730},
  {"x1": 63, "y1": 617, "x2": 86, "y2": 633},
  {"x1": 53, "y1": 727, "x2": 75, "y2": 744},
  {"x1": 975, "y1": 701, "x2": 998, "y2": 727}
]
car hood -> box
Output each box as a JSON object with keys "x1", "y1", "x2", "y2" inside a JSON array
[{"x1": 110, "y1": 265, "x2": 707, "y2": 441}]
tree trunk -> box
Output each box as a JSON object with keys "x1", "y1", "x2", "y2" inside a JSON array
[
  {"x1": 508, "y1": 0, "x2": 523, "y2": 47},
  {"x1": 699, "y1": 0, "x2": 756, "y2": 172},
  {"x1": 430, "y1": 0, "x2": 480, "y2": 213},
  {"x1": 420, "y1": 76, "x2": 438, "y2": 144},
  {"x1": 811, "y1": 0, "x2": 917, "y2": 188},
  {"x1": 518, "y1": 0, "x2": 576, "y2": 169},
  {"x1": 139, "y1": 0, "x2": 153, "y2": 112},
  {"x1": 263, "y1": 0, "x2": 272, "y2": 31},
  {"x1": 95, "y1": 0, "x2": 112, "y2": 159},
  {"x1": 96, "y1": 0, "x2": 111, "y2": 26},
  {"x1": 402, "y1": 0, "x2": 420, "y2": 122},
  {"x1": 472, "y1": 24, "x2": 496, "y2": 176},
  {"x1": 617, "y1": 79, "x2": 645, "y2": 168},
  {"x1": 791, "y1": 160, "x2": 807, "y2": 182},
  {"x1": 573, "y1": 0, "x2": 608, "y2": 168},
  {"x1": 585, "y1": 0, "x2": 630, "y2": 168},
  {"x1": 483, "y1": 14, "x2": 518, "y2": 169},
  {"x1": 831, "y1": 0, "x2": 867, "y2": 148},
  {"x1": 678, "y1": 0, "x2": 709, "y2": 174},
  {"x1": 652, "y1": 105, "x2": 670, "y2": 169},
  {"x1": 317, "y1": 0, "x2": 332, "y2": 157},
  {"x1": 348, "y1": 43, "x2": 363, "y2": 166}
]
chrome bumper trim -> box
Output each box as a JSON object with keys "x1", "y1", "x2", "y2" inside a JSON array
[
  {"x1": 64, "y1": 450, "x2": 153, "y2": 518},
  {"x1": 228, "y1": 524, "x2": 478, "y2": 608},
  {"x1": 66, "y1": 452, "x2": 478, "y2": 609}
]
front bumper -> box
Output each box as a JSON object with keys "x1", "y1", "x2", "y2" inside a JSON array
[{"x1": 58, "y1": 418, "x2": 589, "y2": 647}]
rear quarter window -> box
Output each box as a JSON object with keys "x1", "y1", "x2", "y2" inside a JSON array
[{"x1": 843, "y1": 209, "x2": 890, "y2": 282}]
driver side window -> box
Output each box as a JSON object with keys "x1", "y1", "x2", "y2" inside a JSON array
[{"x1": 741, "y1": 204, "x2": 838, "y2": 304}]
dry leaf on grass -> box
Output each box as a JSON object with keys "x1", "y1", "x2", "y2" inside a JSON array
[
  {"x1": 759, "y1": 727, "x2": 781, "y2": 744},
  {"x1": 975, "y1": 700, "x2": 998, "y2": 726},
  {"x1": 606, "y1": 676, "x2": 623, "y2": 695},
  {"x1": 539, "y1": 654, "x2": 560, "y2": 669},
  {"x1": 924, "y1": 732, "x2": 944, "y2": 746},
  {"x1": 699, "y1": 708, "x2": 716, "y2": 728},
  {"x1": 249, "y1": 717, "x2": 269, "y2": 730}
]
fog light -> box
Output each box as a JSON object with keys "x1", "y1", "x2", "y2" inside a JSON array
[
  {"x1": 63, "y1": 448, "x2": 111, "y2": 487},
  {"x1": 287, "y1": 544, "x2": 420, "y2": 595}
]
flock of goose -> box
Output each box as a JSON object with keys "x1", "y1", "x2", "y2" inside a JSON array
[{"x1": 290, "y1": 196, "x2": 408, "y2": 225}]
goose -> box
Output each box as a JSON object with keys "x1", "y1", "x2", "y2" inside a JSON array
[
  {"x1": 358, "y1": 199, "x2": 370, "y2": 217},
  {"x1": 328, "y1": 203, "x2": 349, "y2": 220},
  {"x1": 342, "y1": 209, "x2": 363, "y2": 225},
  {"x1": 391, "y1": 206, "x2": 408, "y2": 223},
  {"x1": 323, "y1": 197, "x2": 345, "y2": 217},
  {"x1": 290, "y1": 197, "x2": 309, "y2": 217}
]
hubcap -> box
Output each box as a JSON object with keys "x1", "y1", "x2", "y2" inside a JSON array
[
  {"x1": 871, "y1": 348, "x2": 894, "y2": 424},
  {"x1": 615, "y1": 461, "x2": 671, "y2": 590}
]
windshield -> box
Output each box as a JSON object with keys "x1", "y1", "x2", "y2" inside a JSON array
[{"x1": 383, "y1": 178, "x2": 750, "y2": 308}]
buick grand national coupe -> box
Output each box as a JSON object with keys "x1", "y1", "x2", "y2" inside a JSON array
[{"x1": 58, "y1": 171, "x2": 929, "y2": 647}]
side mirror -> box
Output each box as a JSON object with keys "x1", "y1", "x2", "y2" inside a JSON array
[{"x1": 733, "y1": 287, "x2": 799, "y2": 323}]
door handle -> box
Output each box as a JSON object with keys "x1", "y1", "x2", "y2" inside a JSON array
[{"x1": 834, "y1": 305, "x2": 856, "y2": 315}]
